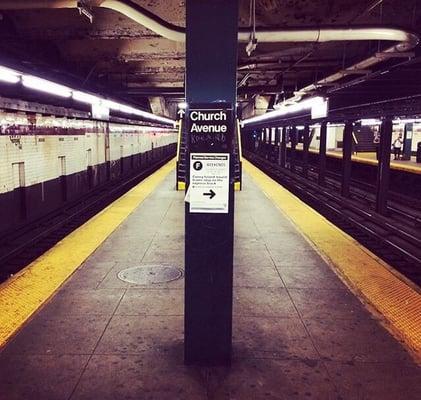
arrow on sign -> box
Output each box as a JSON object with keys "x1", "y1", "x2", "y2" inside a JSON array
[
  {"x1": 177, "y1": 109, "x2": 185, "y2": 118},
  {"x1": 203, "y1": 189, "x2": 216, "y2": 199}
]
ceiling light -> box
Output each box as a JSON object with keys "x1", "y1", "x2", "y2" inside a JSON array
[
  {"x1": 72, "y1": 90, "x2": 101, "y2": 104},
  {"x1": 0, "y1": 63, "x2": 175, "y2": 126},
  {"x1": 360, "y1": 118, "x2": 381, "y2": 126},
  {"x1": 392, "y1": 118, "x2": 420, "y2": 124},
  {"x1": 0, "y1": 66, "x2": 20, "y2": 84},
  {"x1": 178, "y1": 102, "x2": 188, "y2": 109},
  {"x1": 22, "y1": 75, "x2": 72, "y2": 98},
  {"x1": 103, "y1": 100, "x2": 123, "y2": 111},
  {"x1": 119, "y1": 104, "x2": 137, "y2": 114},
  {"x1": 242, "y1": 96, "x2": 326, "y2": 126}
]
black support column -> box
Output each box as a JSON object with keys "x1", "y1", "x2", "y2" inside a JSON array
[
  {"x1": 318, "y1": 122, "x2": 327, "y2": 185},
  {"x1": 184, "y1": 0, "x2": 239, "y2": 366},
  {"x1": 302, "y1": 124, "x2": 310, "y2": 178},
  {"x1": 341, "y1": 121, "x2": 354, "y2": 197},
  {"x1": 275, "y1": 127, "x2": 281, "y2": 165},
  {"x1": 290, "y1": 126, "x2": 297, "y2": 173},
  {"x1": 376, "y1": 118, "x2": 393, "y2": 215},
  {"x1": 280, "y1": 127, "x2": 287, "y2": 168}
]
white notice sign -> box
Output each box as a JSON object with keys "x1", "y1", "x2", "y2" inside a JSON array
[{"x1": 189, "y1": 153, "x2": 230, "y2": 213}]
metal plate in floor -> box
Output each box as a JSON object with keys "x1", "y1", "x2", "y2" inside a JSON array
[{"x1": 117, "y1": 265, "x2": 183, "y2": 285}]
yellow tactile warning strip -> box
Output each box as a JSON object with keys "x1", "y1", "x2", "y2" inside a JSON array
[
  {"x1": 177, "y1": 181, "x2": 186, "y2": 191},
  {"x1": 244, "y1": 158, "x2": 421, "y2": 357},
  {"x1": 0, "y1": 159, "x2": 175, "y2": 348}
]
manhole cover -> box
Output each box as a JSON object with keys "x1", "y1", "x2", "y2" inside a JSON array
[{"x1": 117, "y1": 265, "x2": 183, "y2": 285}]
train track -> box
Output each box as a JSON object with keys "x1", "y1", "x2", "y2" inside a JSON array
[
  {"x1": 245, "y1": 150, "x2": 421, "y2": 286},
  {"x1": 0, "y1": 151, "x2": 175, "y2": 283}
]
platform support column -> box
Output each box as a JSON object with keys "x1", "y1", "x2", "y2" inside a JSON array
[
  {"x1": 280, "y1": 127, "x2": 287, "y2": 168},
  {"x1": 341, "y1": 121, "x2": 354, "y2": 197},
  {"x1": 376, "y1": 118, "x2": 393, "y2": 215},
  {"x1": 318, "y1": 121, "x2": 327, "y2": 185},
  {"x1": 302, "y1": 124, "x2": 310, "y2": 178},
  {"x1": 290, "y1": 126, "x2": 297, "y2": 173},
  {"x1": 265, "y1": 127, "x2": 270, "y2": 158},
  {"x1": 184, "y1": 0, "x2": 238, "y2": 366},
  {"x1": 402, "y1": 123, "x2": 413, "y2": 161},
  {"x1": 274, "y1": 126, "x2": 279, "y2": 164}
]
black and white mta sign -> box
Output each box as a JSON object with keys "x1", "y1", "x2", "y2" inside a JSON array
[
  {"x1": 188, "y1": 108, "x2": 232, "y2": 148},
  {"x1": 189, "y1": 153, "x2": 230, "y2": 214}
]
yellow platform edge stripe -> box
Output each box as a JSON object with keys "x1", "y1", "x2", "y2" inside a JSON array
[
  {"x1": 299, "y1": 147, "x2": 421, "y2": 175},
  {"x1": 0, "y1": 159, "x2": 176, "y2": 348},
  {"x1": 244, "y1": 159, "x2": 421, "y2": 360},
  {"x1": 177, "y1": 181, "x2": 186, "y2": 191}
]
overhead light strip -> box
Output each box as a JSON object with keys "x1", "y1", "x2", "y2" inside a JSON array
[
  {"x1": 22, "y1": 75, "x2": 72, "y2": 98},
  {"x1": 241, "y1": 96, "x2": 327, "y2": 126},
  {"x1": 0, "y1": 64, "x2": 175, "y2": 126},
  {"x1": 0, "y1": 66, "x2": 20, "y2": 84}
]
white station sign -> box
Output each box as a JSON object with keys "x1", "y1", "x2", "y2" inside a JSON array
[{"x1": 189, "y1": 153, "x2": 230, "y2": 213}]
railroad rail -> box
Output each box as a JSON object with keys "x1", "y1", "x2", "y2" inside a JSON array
[
  {"x1": 0, "y1": 150, "x2": 175, "y2": 282},
  {"x1": 245, "y1": 150, "x2": 421, "y2": 286}
]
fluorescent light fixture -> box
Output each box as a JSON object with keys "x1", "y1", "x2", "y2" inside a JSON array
[
  {"x1": 296, "y1": 125, "x2": 305, "y2": 130},
  {"x1": 392, "y1": 118, "x2": 420, "y2": 124},
  {"x1": 103, "y1": 100, "x2": 123, "y2": 111},
  {"x1": 72, "y1": 90, "x2": 101, "y2": 104},
  {"x1": 104, "y1": 99, "x2": 175, "y2": 125},
  {"x1": 360, "y1": 118, "x2": 381, "y2": 126},
  {"x1": 22, "y1": 75, "x2": 72, "y2": 98},
  {"x1": 242, "y1": 96, "x2": 327, "y2": 126},
  {"x1": 0, "y1": 66, "x2": 20, "y2": 84},
  {"x1": 327, "y1": 122, "x2": 345, "y2": 127},
  {"x1": 119, "y1": 104, "x2": 137, "y2": 114},
  {"x1": 178, "y1": 102, "x2": 188, "y2": 109},
  {"x1": 0, "y1": 63, "x2": 175, "y2": 126}
]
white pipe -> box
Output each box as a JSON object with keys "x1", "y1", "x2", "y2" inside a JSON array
[
  {"x1": 98, "y1": 2, "x2": 420, "y2": 49},
  {"x1": 0, "y1": 1, "x2": 418, "y2": 47},
  {"x1": 99, "y1": 0, "x2": 185, "y2": 42},
  {"x1": 238, "y1": 27, "x2": 418, "y2": 45}
]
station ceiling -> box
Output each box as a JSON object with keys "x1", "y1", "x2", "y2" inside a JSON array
[{"x1": 0, "y1": 0, "x2": 421, "y2": 119}]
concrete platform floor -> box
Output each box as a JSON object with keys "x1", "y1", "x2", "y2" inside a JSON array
[{"x1": 0, "y1": 171, "x2": 420, "y2": 400}]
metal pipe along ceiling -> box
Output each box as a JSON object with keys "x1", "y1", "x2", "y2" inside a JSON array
[
  {"x1": 1, "y1": 0, "x2": 420, "y2": 102},
  {"x1": 1, "y1": 0, "x2": 418, "y2": 46}
]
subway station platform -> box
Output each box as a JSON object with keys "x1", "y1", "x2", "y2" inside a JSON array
[{"x1": 0, "y1": 160, "x2": 420, "y2": 400}]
